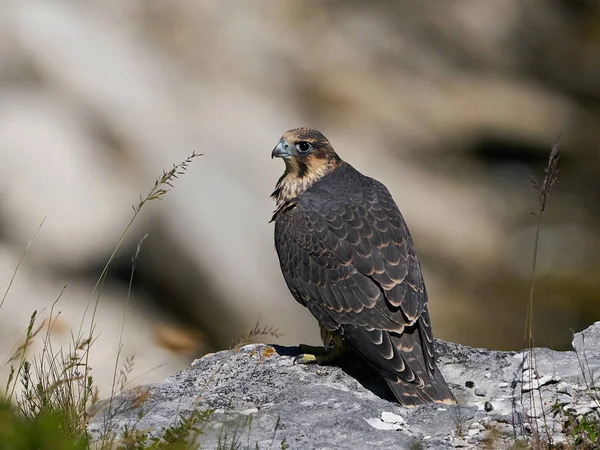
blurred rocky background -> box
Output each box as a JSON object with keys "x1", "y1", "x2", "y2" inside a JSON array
[{"x1": 1, "y1": 0, "x2": 599, "y2": 395}]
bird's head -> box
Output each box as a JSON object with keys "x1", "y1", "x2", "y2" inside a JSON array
[
  {"x1": 271, "y1": 127, "x2": 341, "y2": 180},
  {"x1": 270, "y1": 128, "x2": 343, "y2": 207}
]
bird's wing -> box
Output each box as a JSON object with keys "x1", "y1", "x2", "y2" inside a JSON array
[{"x1": 274, "y1": 177, "x2": 435, "y2": 385}]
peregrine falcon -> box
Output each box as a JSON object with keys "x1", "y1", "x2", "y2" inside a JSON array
[{"x1": 271, "y1": 127, "x2": 455, "y2": 407}]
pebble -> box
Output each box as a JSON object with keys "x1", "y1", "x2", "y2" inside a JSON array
[
  {"x1": 498, "y1": 382, "x2": 508, "y2": 388},
  {"x1": 451, "y1": 438, "x2": 468, "y2": 447},
  {"x1": 475, "y1": 388, "x2": 487, "y2": 397},
  {"x1": 484, "y1": 401, "x2": 494, "y2": 412},
  {"x1": 480, "y1": 417, "x2": 493, "y2": 427},
  {"x1": 465, "y1": 381, "x2": 475, "y2": 388}
]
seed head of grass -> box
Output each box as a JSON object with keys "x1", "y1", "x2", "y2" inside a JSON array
[
  {"x1": 230, "y1": 319, "x2": 283, "y2": 349},
  {"x1": 530, "y1": 134, "x2": 562, "y2": 214}
]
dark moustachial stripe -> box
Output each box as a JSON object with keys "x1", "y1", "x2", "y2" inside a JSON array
[{"x1": 297, "y1": 161, "x2": 309, "y2": 177}]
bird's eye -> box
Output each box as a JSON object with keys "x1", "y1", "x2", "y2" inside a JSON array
[{"x1": 296, "y1": 141, "x2": 312, "y2": 153}]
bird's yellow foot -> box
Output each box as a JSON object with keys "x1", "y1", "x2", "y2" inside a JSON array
[{"x1": 294, "y1": 344, "x2": 340, "y2": 365}]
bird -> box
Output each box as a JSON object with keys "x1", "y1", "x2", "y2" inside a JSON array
[{"x1": 270, "y1": 127, "x2": 456, "y2": 407}]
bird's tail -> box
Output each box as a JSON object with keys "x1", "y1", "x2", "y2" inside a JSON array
[
  {"x1": 386, "y1": 316, "x2": 456, "y2": 407},
  {"x1": 385, "y1": 374, "x2": 456, "y2": 408}
]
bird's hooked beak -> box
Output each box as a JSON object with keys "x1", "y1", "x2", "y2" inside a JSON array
[{"x1": 271, "y1": 139, "x2": 293, "y2": 159}]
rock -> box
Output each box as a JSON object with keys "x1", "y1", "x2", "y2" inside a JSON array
[
  {"x1": 89, "y1": 322, "x2": 600, "y2": 449},
  {"x1": 474, "y1": 388, "x2": 487, "y2": 397},
  {"x1": 522, "y1": 374, "x2": 561, "y2": 392},
  {"x1": 574, "y1": 405, "x2": 593, "y2": 416},
  {"x1": 451, "y1": 438, "x2": 468, "y2": 447},
  {"x1": 90, "y1": 343, "x2": 454, "y2": 449},
  {"x1": 556, "y1": 382, "x2": 575, "y2": 397}
]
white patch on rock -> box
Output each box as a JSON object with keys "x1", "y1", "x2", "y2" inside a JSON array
[
  {"x1": 381, "y1": 411, "x2": 405, "y2": 425},
  {"x1": 364, "y1": 418, "x2": 402, "y2": 431}
]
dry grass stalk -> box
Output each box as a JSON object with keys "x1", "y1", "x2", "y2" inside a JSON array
[
  {"x1": 522, "y1": 134, "x2": 562, "y2": 448},
  {"x1": 0, "y1": 151, "x2": 201, "y2": 448}
]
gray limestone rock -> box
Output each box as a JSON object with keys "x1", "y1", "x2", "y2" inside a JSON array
[{"x1": 89, "y1": 322, "x2": 600, "y2": 449}]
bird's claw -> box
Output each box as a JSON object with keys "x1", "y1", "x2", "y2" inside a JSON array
[{"x1": 294, "y1": 343, "x2": 338, "y2": 365}]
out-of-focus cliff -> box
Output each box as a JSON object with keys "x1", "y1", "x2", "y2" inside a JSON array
[{"x1": 1, "y1": 0, "x2": 600, "y2": 394}]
